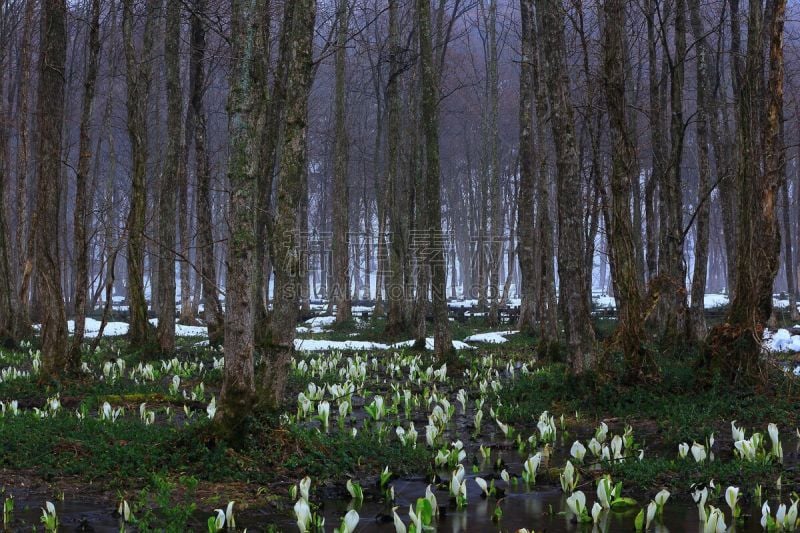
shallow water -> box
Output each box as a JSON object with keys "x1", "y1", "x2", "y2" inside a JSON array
[{"x1": 4, "y1": 454, "x2": 795, "y2": 533}]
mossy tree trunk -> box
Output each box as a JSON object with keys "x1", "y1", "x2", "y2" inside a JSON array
[
  {"x1": 216, "y1": 0, "x2": 261, "y2": 440},
  {"x1": 332, "y1": 0, "x2": 351, "y2": 325},
  {"x1": 709, "y1": 0, "x2": 785, "y2": 381},
  {"x1": 602, "y1": 0, "x2": 651, "y2": 380},
  {"x1": 536, "y1": 0, "x2": 595, "y2": 373},
  {"x1": 259, "y1": 0, "x2": 316, "y2": 408},
  {"x1": 122, "y1": 0, "x2": 156, "y2": 349},
  {"x1": 156, "y1": 0, "x2": 181, "y2": 354},
  {"x1": 517, "y1": 0, "x2": 536, "y2": 336},
  {"x1": 35, "y1": 0, "x2": 69, "y2": 382},
  {"x1": 69, "y1": 0, "x2": 100, "y2": 367},
  {"x1": 416, "y1": 0, "x2": 453, "y2": 360}
]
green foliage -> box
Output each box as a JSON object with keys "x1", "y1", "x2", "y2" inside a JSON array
[
  {"x1": 0, "y1": 412, "x2": 235, "y2": 485},
  {"x1": 132, "y1": 474, "x2": 199, "y2": 532},
  {"x1": 279, "y1": 425, "x2": 430, "y2": 480},
  {"x1": 499, "y1": 360, "x2": 798, "y2": 441},
  {"x1": 608, "y1": 455, "x2": 780, "y2": 492}
]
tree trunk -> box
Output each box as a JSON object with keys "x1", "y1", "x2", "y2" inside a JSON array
[
  {"x1": 385, "y1": 0, "x2": 408, "y2": 338},
  {"x1": 781, "y1": 175, "x2": 798, "y2": 319},
  {"x1": 14, "y1": 0, "x2": 35, "y2": 339},
  {"x1": 536, "y1": 0, "x2": 595, "y2": 372},
  {"x1": 708, "y1": 0, "x2": 785, "y2": 381},
  {"x1": 531, "y1": 25, "x2": 558, "y2": 342},
  {"x1": 602, "y1": 0, "x2": 651, "y2": 380},
  {"x1": 216, "y1": 0, "x2": 262, "y2": 441},
  {"x1": 486, "y1": 0, "x2": 501, "y2": 327},
  {"x1": 517, "y1": 0, "x2": 536, "y2": 335},
  {"x1": 332, "y1": 0, "x2": 351, "y2": 324},
  {"x1": 0, "y1": 34, "x2": 14, "y2": 343},
  {"x1": 644, "y1": 0, "x2": 665, "y2": 283},
  {"x1": 688, "y1": 0, "x2": 712, "y2": 340},
  {"x1": 123, "y1": 0, "x2": 156, "y2": 348},
  {"x1": 654, "y1": 0, "x2": 688, "y2": 343},
  {"x1": 259, "y1": 0, "x2": 316, "y2": 407},
  {"x1": 35, "y1": 0, "x2": 69, "y2": 382},
  {"x1": 69, "y1": 0, "x2": 100, "y2": 365},
  {"x1": 192, "y1": 0, "x2": 224, "y2": 347},
  {"x1": 416, "y1": 0, "x2": 452, "y2": 359},
  {"x1": 156, "y1": 0, "x2": 181, "y2": 354}
]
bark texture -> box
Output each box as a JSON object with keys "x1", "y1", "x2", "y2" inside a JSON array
[
  {"x1": 156, "y1": 0, "x2": 181, "y2": 353},
  {"x1": 259, "y1": 0, "x2": 317, "y2": 407},
  {"x1": 35, "y1": 0, "x2": 69, "y2": 381},
  {"x1": 536, "y1": 0, "x2": 595, "y2": 372}
]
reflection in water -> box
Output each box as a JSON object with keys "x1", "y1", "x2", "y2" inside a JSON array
[{"x1": 5, "y1": 434, "x2": 799, "y2": 531}]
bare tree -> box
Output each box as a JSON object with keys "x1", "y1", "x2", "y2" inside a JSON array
[
  {"x1": 216, "y1": 0, "x2": 262, "y2": 440},
  {"x1": 536, "y1": 0, "x2": 595, "y2": 373},
  {"x1": 193, "y1": 0, "x2": 224, "y2": 347},
  {"x1": 69, "y1": 0, "x2": 101, "y2": 365},
  {"x1": 384, "y1": 0, "x2": 409, "y2": 338},
  {"x1": 517, "y1": 0, "x2": 536, "y2": 335},
  {"x1": 260, "y1": 0, "x2": 317, "y2": 407},
  {"x1": 709, "y1": 0, "x2": 786, "y2": 380},
  {"x1": 332, "y1": 0, "x2": 352, "y2": 324},
  {"x1": 122, "y1": 0, "x2": 157, "y2": 348},
  {"x1": 35, "y1": 0, "x2": 69, "y2": 380},
  {"x1": 417, "y1": 0, "x2": 452, "y2": 359},
  {"x1": 602, "y1": 0, "x2": 650, "y2": 380},
  {"x1": 156, "y1": 0, "x2": 181, "y2": 353}
]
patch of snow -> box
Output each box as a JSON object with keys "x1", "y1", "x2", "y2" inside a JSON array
[
  {"x1": 293, "y1": 339, "x2": 389, "y2": 352},
  {"x1": 66, "y1": 319, "x2": 130, "y2": 337},
  {"x1": 703, "y1": 293, "x2": 729, "y2": 308},
  {"x1": 463, "y1": 330, "x2": 518, "y2": 344},
  {"x1": 390, "y1": 338, "x2": 474, "y2": 351},
  {"x1": 593, "y1": 295, "x2": 617, "y2": 308},
  {"x1": 764, "y1": 328, "x2": 800, "y2": 352},
  {"x1": 304, "y1": 316, "x2": 337, "y2": 328},
  {"x1": 147, "y1": 318, "x2": 208, "y2": 337}
]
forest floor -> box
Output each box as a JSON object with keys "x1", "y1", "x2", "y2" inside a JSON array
[{"x1": 0, "y1": 315, "x2": 799, "y2": 531}]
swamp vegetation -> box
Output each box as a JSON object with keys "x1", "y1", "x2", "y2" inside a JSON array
[{"x1": 0, "y1": 315, "x2": 798, "y2": 531}]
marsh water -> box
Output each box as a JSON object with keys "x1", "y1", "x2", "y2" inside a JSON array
[
  {"x1": 3, "y1": 481, "x2": 791, "y2": 532},
  {"x1": 6, "y1": 431, "x2": 798, "y2": 532},
  {"x1": 5, "y1": 363, "x2": 799, "y2": 532}
]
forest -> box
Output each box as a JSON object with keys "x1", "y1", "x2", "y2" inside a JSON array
[{"x1": 0, "y1": 0, "x2": 799, "y2": 530}]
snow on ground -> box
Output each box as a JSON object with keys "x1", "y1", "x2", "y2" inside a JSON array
[
  {"x1": 593, "y1": 295, "x2": 617, "y2": 308},
  {"x1": 463, "y1": 330, "x2": 518, "y2": 344},
  {"x1": 54, "y1": 318, "x2": 208, "y2": 339},
  {"x1": 703, "y1": 294, "x2": 729, "y2": 308},
  {"x1": 449, "y1": 300, "x2": 479, "y2": 309},
  {"x1": 147, "y1": 319, "x2": 208, "y2": 337},
  {"x1": 293, "y1": 339, "x2": 389, "y2": 351},
  {"x1": 61, "y1": 318, "x2": 130, "y2": 338},
  {"x1": 389, "y1": 338, "x2": 474, "y2": 351},
  {"x1": 304, "y1": 316, "x2": 337, "y2": 328},
  {"x1": 591, "y1": 292, "x2": 736, "y2": 310},
  {"x1": 293, "y1": 337, "x2": 474, "y2": 352},
  {"x1": 764, "y1": 328, "x2": 800, "y2": 352}
]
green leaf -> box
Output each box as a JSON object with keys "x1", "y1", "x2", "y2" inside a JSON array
[
  {"x1": 416, "y1": 498, "x2": 433, "y2": 525},
  {"x1": 634, "y1": 508, "x2": 644, "y2": 532},
  {"x1": 610, "y1": 497, "x2": 638, "y2": 511}
]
